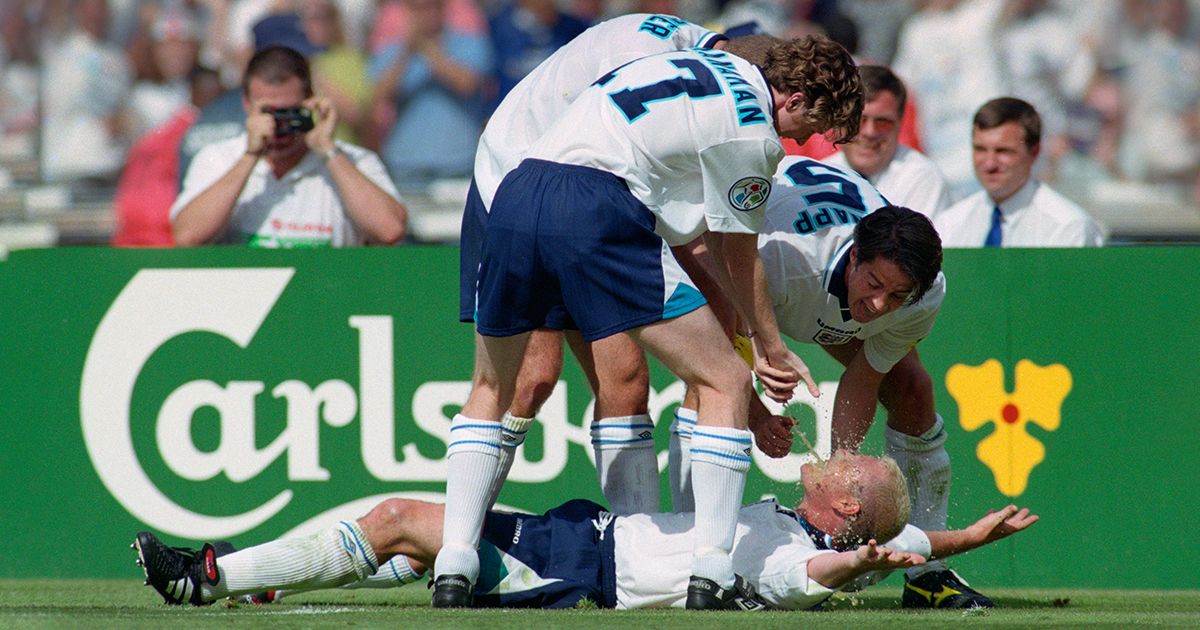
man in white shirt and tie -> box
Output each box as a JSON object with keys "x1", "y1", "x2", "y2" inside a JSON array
[{"x1": 934, "y1": 97, "x2": 1105, "y2": 247}]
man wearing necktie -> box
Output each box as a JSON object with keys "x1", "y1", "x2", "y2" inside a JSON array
[
  {"x1": 934, "y1": 97, "x2": 1105, "y2": 247},
  {"x1": 984, "y1": 205, "x2": 1003, "y2": 247}
]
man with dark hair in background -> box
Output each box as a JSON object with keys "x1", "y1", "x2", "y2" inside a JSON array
[
  {"x1": 171, "y1": 46, "x2": 407, "y2": 247},
  {"x1": 935, "y1": 97, "x2": 1104, "y2": 247},
  {"x1": 823, "y1": 65, "x2": 954, "y2": 219}
]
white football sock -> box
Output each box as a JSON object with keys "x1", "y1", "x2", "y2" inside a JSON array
[
  {"x1": 274, "y1": 554, "x2": 425, "y2": 600},
  {"x1": 203, "y1": 520, "x2": 378, "y2": 601},
  {"x1": 591, "y1": 414, "x2": 659, "y2": 514},
  {"x1": 341, "y1": 555, "x2": 425, "y2": 590},
  {"x1": 689, "y1": 425, "x2": 752, "y2": 588},
  {"x1": 668, "y1": 407, "x2": 697, "y2": 512},
  {"x1": 484, "y1": 412, "x2": 533, "y2": 508},
  {"x1": 886, "y1": 414, "x2": 952, "y2": 577},
  {"x1": 435, "y1": 414, "x2": 501, "y2": 581}
]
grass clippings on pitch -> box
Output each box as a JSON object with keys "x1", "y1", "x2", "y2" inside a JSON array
[{"x1": 2, "y1": 580, "x2": 1199, "y2": 629}]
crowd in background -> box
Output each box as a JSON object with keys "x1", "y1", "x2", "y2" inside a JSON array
[{"x1": 0, "y1": 0, "x2": 1198, "y2": 244}]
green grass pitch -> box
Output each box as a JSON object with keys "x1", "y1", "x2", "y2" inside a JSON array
[{"x1": 3, "y1": 580, "x2": 1199, "y2": 629}]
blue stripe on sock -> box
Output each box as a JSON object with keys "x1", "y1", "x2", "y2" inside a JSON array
[
  {"x1": 338, "y1": 520, "x2": 378, "y2": 574},
  {"x1": 691, "y1": 448, "x2": 753, "y2": 463},
  {"x1": 591, "y1": 423, "x2": 655, "y2": 430},
  {"x1": 692, "y1": 430, "x2": 752, "y2": 445},
  {"x1": 591, "y1": 437, "x2": 655, "y2": 445},
  {"x1": 451, "y1": 424, "x2": 503, "y2": 432},
  {"x1": 448, "y1": 439, "x2": 501, "y2": 450},
  {"x1": 388, "y1": 560, "x2": 403, "y2": 583}
]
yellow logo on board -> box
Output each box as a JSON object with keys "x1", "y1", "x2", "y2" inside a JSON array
[{"x1": 945, "y1": 359, "x2": 1072, "y2": 497}]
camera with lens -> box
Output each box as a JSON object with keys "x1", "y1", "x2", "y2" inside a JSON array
[{"x1": 271, "y1": 106, "x2": 315, "y2": 136}]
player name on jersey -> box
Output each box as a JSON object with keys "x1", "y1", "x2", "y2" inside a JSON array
[{"x1": 692, "y1": 48, "x2": 767, "y2": 126}]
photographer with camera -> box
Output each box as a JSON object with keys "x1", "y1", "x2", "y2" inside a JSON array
[{"x1": 171, "y1": 46, "x2": 407, "y2": 247}]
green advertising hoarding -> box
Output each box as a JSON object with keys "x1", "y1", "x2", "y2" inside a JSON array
[{"x1": 0, "y1": 246, "x2": 1196, "y2": 589}]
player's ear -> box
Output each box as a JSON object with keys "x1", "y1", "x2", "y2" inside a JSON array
[
  {"x1": 831, "y1": 494, "x2": 862, "y2": 518},
  {"x1": 786, "y1": 92, "x2": 805, "y2": 112}
]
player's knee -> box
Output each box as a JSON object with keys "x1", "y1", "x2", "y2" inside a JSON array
[
  {"x1": 510, "y1": 377, "x2": 556, "y2": 418},
  {"x1": 883, "y1": 361, "x2": 935, "y2": 417},
  {"x1": 595, "y1": 361, "x2": 650, "y2": 416},
  {"x1": 695, "y1": 361, "x2": 752, "y2": 404},
  {"x1": 365, "y1": 498, "x2": 414, "y2": 531}
]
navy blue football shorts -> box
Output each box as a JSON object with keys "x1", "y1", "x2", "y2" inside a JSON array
[
  {"x1": 459, "y1": 176, "x2": 576, "y2": 329},
  {"x1": 474, "y1": 499, "x2": 618, "y2": 609},
  {"x1": 474, "y1": 159, "x2": 705, "y2": 342}
]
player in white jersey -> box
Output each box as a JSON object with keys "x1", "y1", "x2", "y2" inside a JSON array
[
  {"x1": 446, "y1": 37, "x2": 863, "y2": 610},
  {"x1": 670, "y1": 157, "x2": 996, "y2": 608},
  {"x1": 460, "y1": 14, "x2": 735, "y2": 521},
  {"x1": 472, "y1": 14, "x2": 726, "y2": 207},
  {"x1": 133, "y1": 451, "x2": 1037, "y2": 610}
]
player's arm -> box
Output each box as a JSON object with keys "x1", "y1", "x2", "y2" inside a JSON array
[
  {"x1": 806, "y1": 540, "x2": 925, "y2": 589},
  {"x1": 925, "y1": 505, "x2": 1039, "y2": 559},
  {"x1": 830, "y1": 347, "x2": 887, "y2": 451},
  {"x1": 707, "y1": 230, "x2": 819, "y2": 401},
  {"x1": 674, "y1": 237, "x2": 796, "y2": 456},
  {"x1": 173, "y1": 104, "x2": 274, "y2": 245},
  {"x1": 305, "y1": 96, "x2": 407, "y2": 244}
]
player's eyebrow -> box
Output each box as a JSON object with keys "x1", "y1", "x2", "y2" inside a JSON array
[{"x1": 870, "y1": 270, "x2": 913, "y2": 295}]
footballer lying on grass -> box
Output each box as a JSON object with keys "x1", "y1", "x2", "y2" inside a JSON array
[{"x1": 134, "y1": 451, "x2": 1036, "y2": 610}]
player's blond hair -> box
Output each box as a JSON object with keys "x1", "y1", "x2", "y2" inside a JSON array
[
  {"x1": 836, "y1": 455, "x2": 910, "y2": 547},
  {"x1": 761, "y1": 35, "x2": 863, "y2": 143}
]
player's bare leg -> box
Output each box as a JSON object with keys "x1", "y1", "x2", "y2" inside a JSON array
[
  {"x1": 483, "y1": 329, "x2": 563, "y2": 507},
  {"x1": 566, "y1": 330, "x2": 659, "y2": 514},
  {"x1": 509, "y1": 329, "x2": 564, "y2": 418},
  {"x1": 434, "y1": 331, "x2": 531, "y2": 606},
  {"x1": 359, "y1": 498, "x2": 444, "y2": 573},
  {"x1": 626, "y1": 306, "x2": 753, "y2": 605}
]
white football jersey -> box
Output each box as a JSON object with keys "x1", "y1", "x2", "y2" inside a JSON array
[
  {"x1": 613, "y1": 499, "x2": 931, "y2": 610},
  {"x1": 475, "y1": 14, "x2": 724, "y2": 209},
  {"x1": 761, "y1": 156, "x2": 946, "y2": 374},
  {"x1": 527, "y1": 48, "x2": 783, "y2": 246}
]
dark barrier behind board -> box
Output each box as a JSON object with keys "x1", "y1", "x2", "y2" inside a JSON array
[{"x1": 0, "y1": 246, "x2": 1196, "y2": 588}]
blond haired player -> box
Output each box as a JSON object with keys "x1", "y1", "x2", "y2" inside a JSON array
[{"x1": 133, "y1": 450, "x2": 1036, "y2": 610}]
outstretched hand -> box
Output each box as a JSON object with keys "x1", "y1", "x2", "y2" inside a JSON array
[
  {"x1": 854, "y1": 539, "x2": 926, "y2": 572},
  {"x1": 967, "y1": 505, "x2": 1039, "y2": 545}
]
